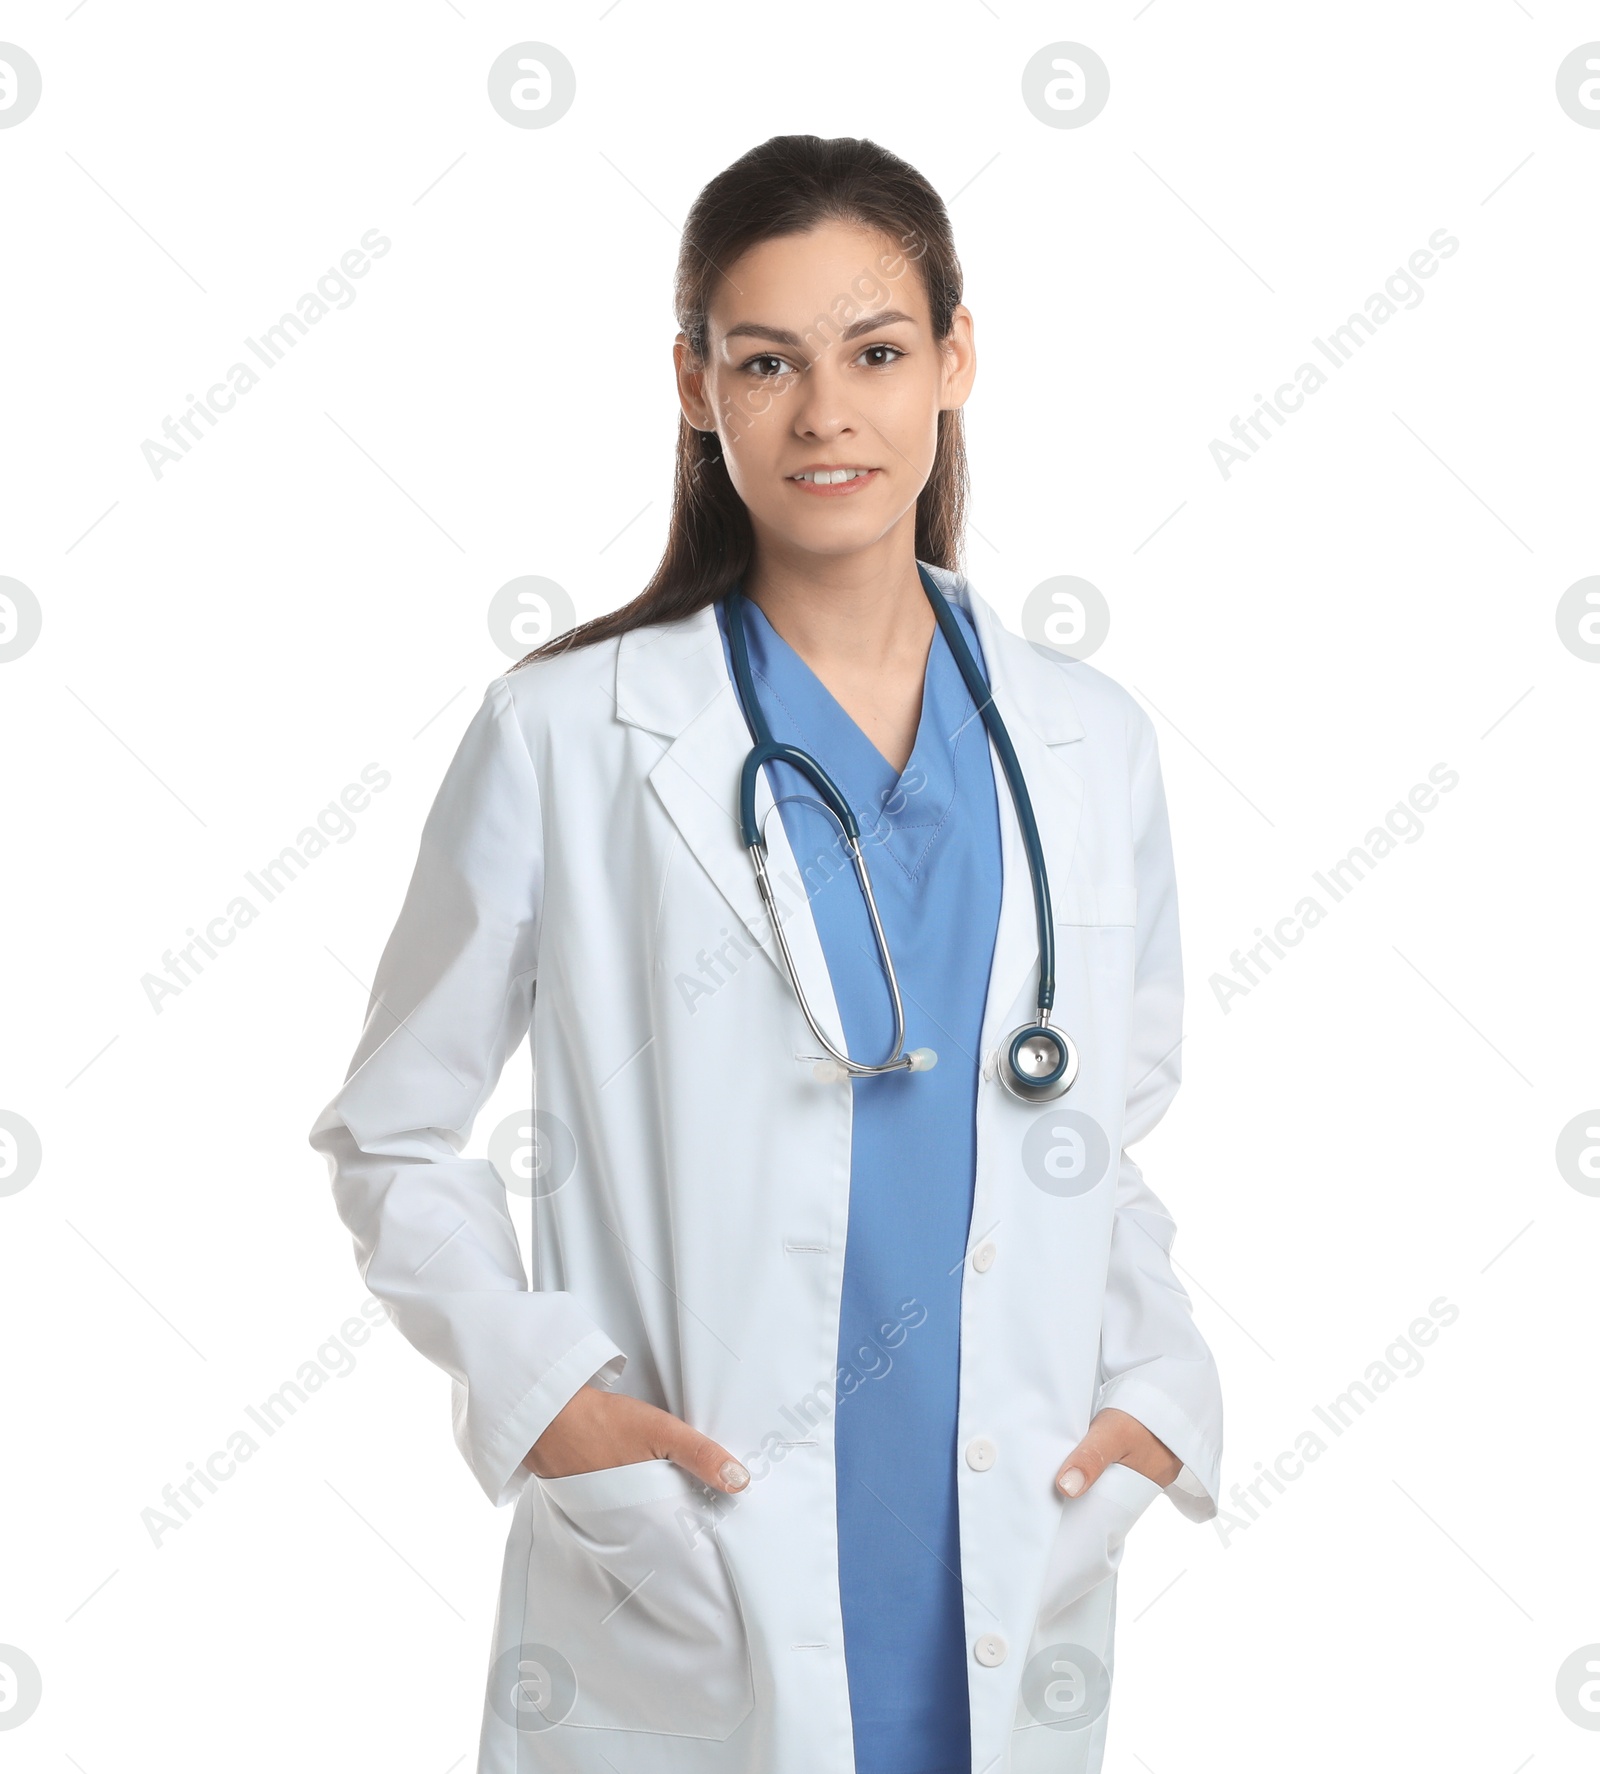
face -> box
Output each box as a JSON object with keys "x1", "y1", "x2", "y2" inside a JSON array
[{"x1": 675, "y1": 219, "x2": 975, "y2": 567}]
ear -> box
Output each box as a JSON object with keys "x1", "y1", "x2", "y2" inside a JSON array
[
  {"x1": 673, "y1": 333, "x2": 715, "y2": 430},
  {"x1": 939, "y1": 304, "x2": 977, "y2": 412}
]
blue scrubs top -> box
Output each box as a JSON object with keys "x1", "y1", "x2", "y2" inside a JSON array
[{"x1": 715, "y1": 590, "x2": 1003, "y2": 1774}]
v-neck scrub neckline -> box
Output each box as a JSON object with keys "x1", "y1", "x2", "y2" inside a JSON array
[
  {"x1": 725, "y1": 594, "x2": 986, "y2": 889},
  {"x1": 715, "y1": 586, "x2": 1005, "y2": 1774}
]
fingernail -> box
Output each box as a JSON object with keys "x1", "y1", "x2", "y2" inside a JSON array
[
  {"x1": 1058, "y1": 1468, "x2": 1085, "y2": 1496},
  {"x1": 720, "y1": 1461, "x2": 750, "y2": 1492}
]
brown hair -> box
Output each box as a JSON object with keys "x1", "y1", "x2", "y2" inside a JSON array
[{"x1": 517, "y1": 133, "x2": 967, "y2": 666}]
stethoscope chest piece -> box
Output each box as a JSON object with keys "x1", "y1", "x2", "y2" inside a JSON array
[{"x1": 1000, "y1": 1023, "x2": 1079, "y2": 1102}]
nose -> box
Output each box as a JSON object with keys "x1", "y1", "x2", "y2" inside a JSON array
[{"x1": 788, "y1": 349, "x2": 856, "y2": 441}]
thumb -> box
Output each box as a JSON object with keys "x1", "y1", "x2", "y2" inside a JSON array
[
  {"x1": 1054, "y1": 1422, "x2": 1118, "y2": 1499},
  {"x1": 653, "y1": 1412, "x2": 750, "y2": 1497}
]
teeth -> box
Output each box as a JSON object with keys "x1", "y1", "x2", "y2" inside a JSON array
[{"x1": 793, "y1": 468, "x2": 870, "y2": 484}]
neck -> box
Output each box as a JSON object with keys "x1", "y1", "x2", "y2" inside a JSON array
[{"x1": 740, "y1": 524, "x2": 935, "y2": 675}]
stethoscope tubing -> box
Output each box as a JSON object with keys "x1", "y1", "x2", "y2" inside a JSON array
[
  {"x1": 726, "y1": 586, "x2": 917, "y2": 1077},
  {"x1": 914, "y1": 565, "x2": 1057, "y2": 1022},
  {"x1": 723, "y1": 566, "x2": 1069, "y2": 1090}
]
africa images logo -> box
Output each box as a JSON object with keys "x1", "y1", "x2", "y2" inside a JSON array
[
  {"x1": 1208, "y1": 229, "x2": 1459, "y2": 480},
  {"x1": 139, "y1": 229, "x2": 391, "y2": 479}
]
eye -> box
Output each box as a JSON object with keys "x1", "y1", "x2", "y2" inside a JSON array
[
  {"x1": 742, "y1": 352, "x2": 800, "y2": 379},
  {"x1": 856, "y1": 343, "x2": 906, "y2": 368}
]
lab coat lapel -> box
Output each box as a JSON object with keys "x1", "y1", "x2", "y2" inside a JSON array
[
  {"x1": 612, "y1": 577, "x2": 1087, "y2": 1065},
  {"x1": 615, "y1": 607, "x2": 847, "y2": 1054}
]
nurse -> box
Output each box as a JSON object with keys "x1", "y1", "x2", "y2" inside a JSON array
[{"x1": 313, "y1": 131, "x2": 1221, "y2": 1774}]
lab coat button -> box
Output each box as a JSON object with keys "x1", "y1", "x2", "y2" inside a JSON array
[
  {"x1": 971, "y1": 1241, "x2": 996, "y2": 1273},
  {"x1": 965, "y1": 1436, "x2": 997, "y2": 1472},
  {"x1": 974, "y1": 1633, "x2": 1008, "y2": 1667}
]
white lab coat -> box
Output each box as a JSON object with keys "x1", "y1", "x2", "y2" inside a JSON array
[{"x1": 310, "y1": 562, "x2": 1223, "y2": 1774}]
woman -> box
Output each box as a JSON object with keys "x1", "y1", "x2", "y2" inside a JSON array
[{"x1": 311, "y1": 134, "x2": 1223, "y2": 1774}]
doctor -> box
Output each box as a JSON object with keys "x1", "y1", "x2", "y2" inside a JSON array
[{"x1": 311, "y1": 133, "x2": 1223, "y2": 1774}]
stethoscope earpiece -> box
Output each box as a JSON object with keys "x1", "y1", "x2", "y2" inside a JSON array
[
  {"x1": 999, "y1": 1024, "x2": 1079, "y2": 1102},
  {"x1": 812, "y1": 1046, "x2": 937, "y2": 1085}
]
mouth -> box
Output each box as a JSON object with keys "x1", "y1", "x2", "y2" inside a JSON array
[{"x1": 786, "y1": 465, "x2": 880, "y2": 497}]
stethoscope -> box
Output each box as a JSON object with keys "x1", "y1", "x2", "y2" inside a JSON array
[{"x1": 724, "y1": 562, "x2": 1078, "y2": 1103}]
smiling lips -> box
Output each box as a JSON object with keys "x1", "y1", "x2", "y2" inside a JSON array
[{"x1": 787, "y1": 465, "x2": 880, "y2": 496}]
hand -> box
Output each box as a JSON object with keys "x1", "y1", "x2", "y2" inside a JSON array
[
  {"x1": 1054, "y1": 1406, "x2": 1181, "y2": 1497},
  {"x1": 522, "y1": 1384, "x2": 750, "y2": 1495}
]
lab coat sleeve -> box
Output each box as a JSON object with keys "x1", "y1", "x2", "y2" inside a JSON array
[
  {"x1": 308, "y1": 674, "x2": 626, "y2": 1509},
  {"x1": 1092, "y1": 701, "x2": 1225, "y2": 1523}
]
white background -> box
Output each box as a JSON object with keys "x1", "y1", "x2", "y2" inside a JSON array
[{"x1": 2, "y1": 2, "x2": 1597, "y2": 1769}]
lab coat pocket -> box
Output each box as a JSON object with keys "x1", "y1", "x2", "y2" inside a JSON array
[
  {"x1": 1036, "y1": 1461, "x2": 1162, "y2": 1627},
  {"x1": 529, "y1": 1458, "x2": 755, "y2": 1739}
]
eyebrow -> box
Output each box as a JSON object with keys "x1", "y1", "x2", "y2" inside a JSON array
[{"x1": 721, "y1": 308, "x2": 919, "y2": 349}]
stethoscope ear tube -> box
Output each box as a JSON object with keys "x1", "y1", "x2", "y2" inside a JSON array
[{"x1": 748, "y1": 827, "x2": 917, "y2": 1079}]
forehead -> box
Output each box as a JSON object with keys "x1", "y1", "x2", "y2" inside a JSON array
[{"x1": 705, "y1": 219, "x2": 930, "y2": 338}]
